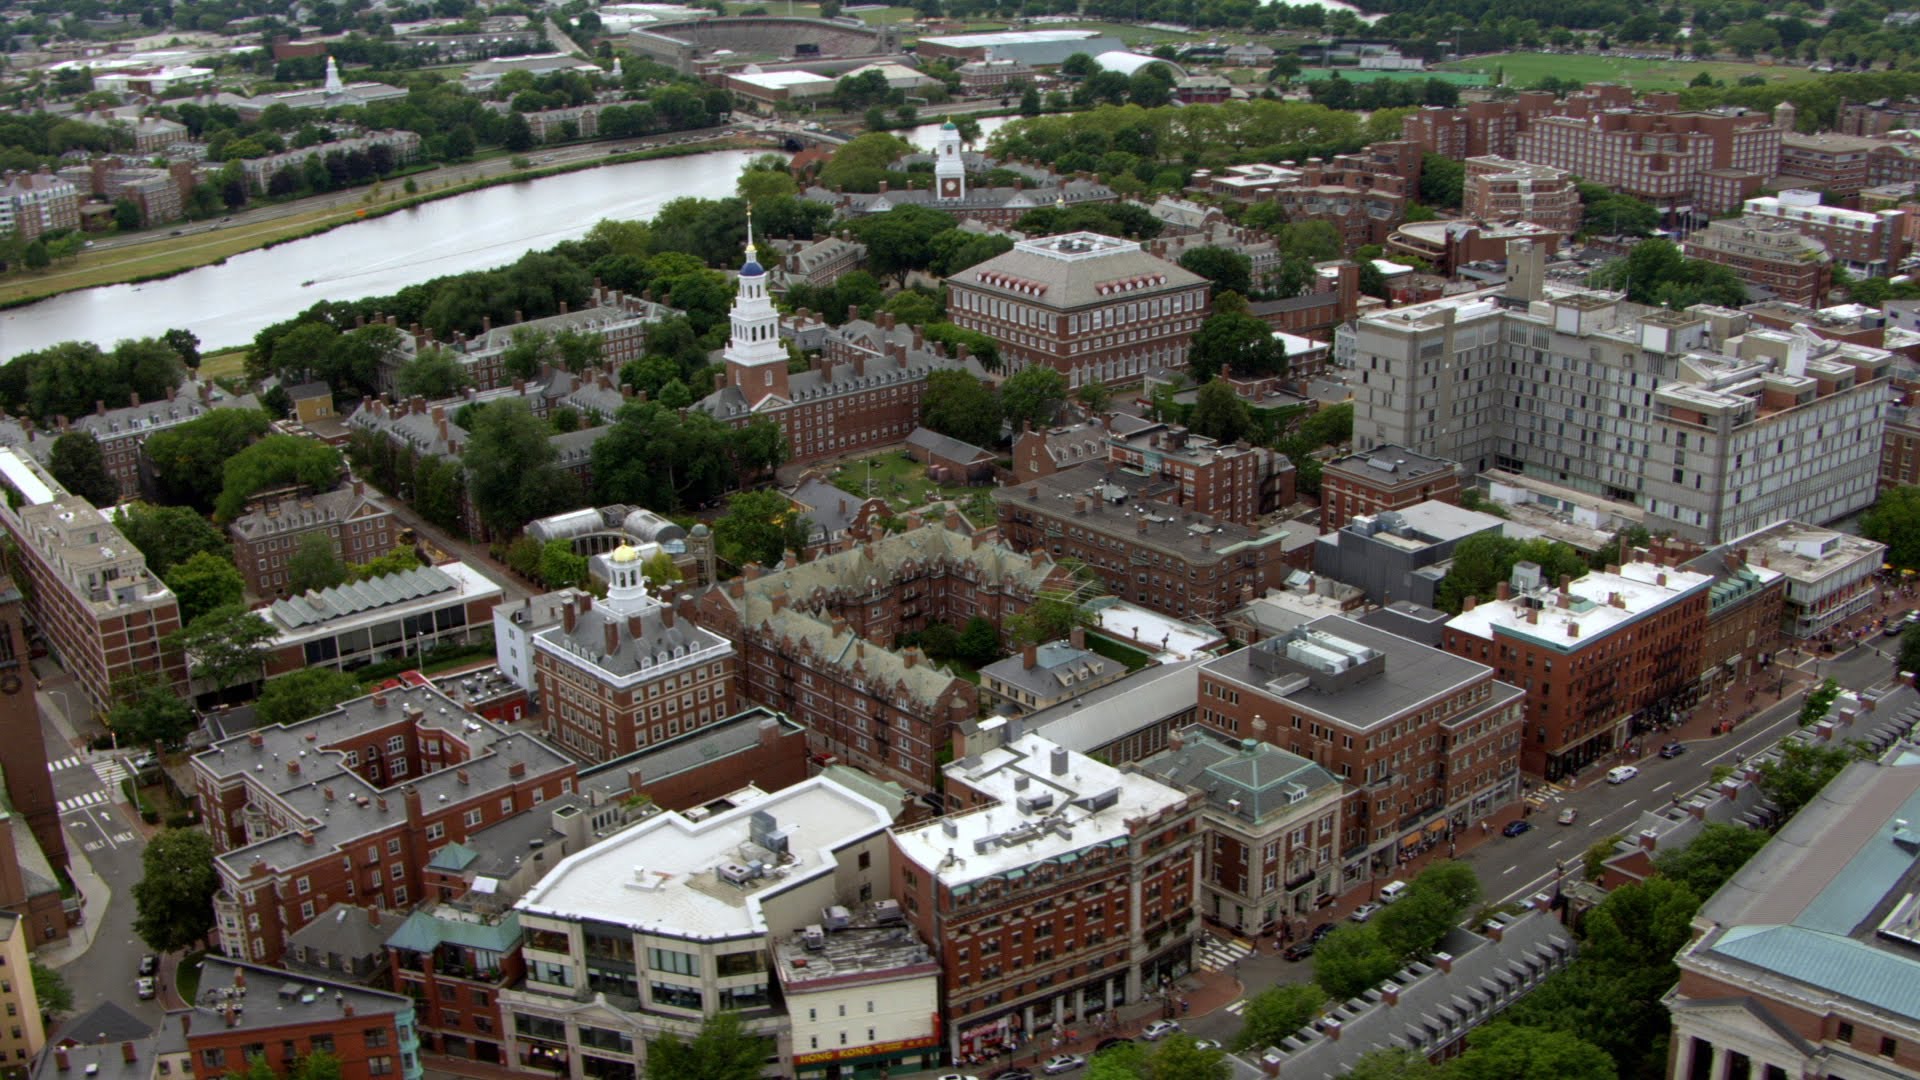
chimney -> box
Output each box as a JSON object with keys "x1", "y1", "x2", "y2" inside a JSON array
[
  {"x1": 1567, "y1": 621, "x2": 1579, "y2": 639},
  {"x1": 1433, "y1": 951, "x2": 1453, "y2": 974},
  {"x1": 1169, "y1": 726, "x2": 1185, "y2": 751},
  {"x1": 1070, "y1": 626, "x2": 1085, "y2": 650},
  {"x1": 1050, "y1": 746, "x2": 1069, "y2": 775},
  {"x1": 367, "y1": 905, "x2": 381, "y2": 927},
  {"x1": 372, "y1": 693, "x2": 388, "y2": 709},
  {"x1": 1464, "y1": 596, "x2": 1477, "y2": 611},
  {"x1": 604, "y1": 619, "x2": 620, "y2": 656},
  {"x1": 121, "y1": 1043, "x2": 136, "y2": 1064},
  {"x1": 248, "y1": 732, "x2": 265, "y2": 748},
  {"x1": 1023, "y1": 644, "x2": 1037, "y2": 669},
  {"x1": 1323, "y1": 1020, "x2": 1341, "y2": 1042},
  {"x1": 563, "y1": 604, "x2": 578, "y2": 634},
  {"x1": 456, "y1": 768, "x2": 470, "y2": 786},
  {"x1": 1658, "y1": 572, "x2": 1668, "y2": 586},
  {"x1": 1137, "y1": 518, "x2": 1148, "y2": 534},
  {"x1": 287, "y1": 759, "x2": 300, "y2": 776},
  {"x1": 1639, "y1": 828, "x2": 1659, "y2": 851},
  {"x1": 1496, "y1": 581, "x2": 1510, "y2": 601},
  {"x1": 1381, "y1": 984, "x2": 1399, "y2": 1006},
  {"x1": 343, "y1": 1003, "x2": 354, "y2": 1018},
  {"x1": 55, "y1": 1049, "x2": 68, "y2": 1072},
  {"x1": 508, "y1": 761, "x2": 527, "y2": 778}
]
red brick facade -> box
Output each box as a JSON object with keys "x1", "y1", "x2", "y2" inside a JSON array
[{"x1": 1319, "y1": 448, "x2": 1462, "y2": 532}]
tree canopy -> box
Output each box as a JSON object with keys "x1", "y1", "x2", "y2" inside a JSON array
[
  {"x1": 1001, "y1": 366, "x2": 1068, "y2": 435},
  {"x1": 1862, "y1": 485, "x2": 1920, "y2": 568},
  {"x1": 921, "y1": 370, "x2": 1002, "y2": 448},
  {"x1": 132, "y1": 828, "x2": 219, "y2": 953},
  {"x1": 47, "y1": 431, "x2": 119, "y2": 506},
  {"x1": 713, "y1": 490, "x2": 810, "y2": 571},
  {"x1": 590, "y1": 403, "x2": 786, "y2": 514},
  {"x1": 164, "y1": 550, "x2": 245, "y2": 625},
  {"x1": 1435, "y1": 533, "x2": 1591, "y2": 614},
  {"x1": 215, "y1": 435, "x2": 344, "y2": 522},
  {"x1": 114, "y1": 503, "x2": 232, "y2": 576},
  {"x1": 255, "y1": 668, "x2": 366, "y2": 728},
  {"x1": 463, "y1": 401, "x2": 583, "y2": 536},
  {"x1": 643, "y1": 1011, "x2": 770, "y2": 1080},
  {"x1": 143, "y1": 409, "x2": 272, "y2": 511},
  {"x1": 164, "y1": 604, "x2": 277, "y2": 689}
]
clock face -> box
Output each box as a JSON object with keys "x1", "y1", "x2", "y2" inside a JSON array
[{"x1": 941, "y1": 178, "x2": 960, "y2": 197}]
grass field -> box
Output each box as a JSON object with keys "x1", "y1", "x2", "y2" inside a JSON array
[
  {"x1": 1436, "y1": 51, "x2": 1820, "y2": 91},
  {"x1": 1299, "y1": 66, "x2": 1490, "y2": 85},
  {"x1": 198, "y1": 348, "x2": 248, "y2": 380},
  {"x1": 829, "y1": 450, "x2": 979, "y2": 512}
]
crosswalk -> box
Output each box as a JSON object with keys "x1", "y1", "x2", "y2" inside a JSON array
[
  {"x1": 46, "y1": 756, "x2": 81, "y2": 773},
  {"x1": 1197, "y1": 935, "x2": 1253, "y2": 973},
  {"x1": 92, "y1": 760, "x2": 127, "y2": 787},
  {"x1": 58, "y1": 790, "x2": 108, "y2": 813},
  {"x1": 1525, "y1": 781, "x2": 1568, "y2": 808},
  {"x1": 1224, "y1": 999, "x2": 1248, "y2": 1015}
]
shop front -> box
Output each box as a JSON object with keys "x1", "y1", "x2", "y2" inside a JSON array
[{"x1": 793, "y1": 1035, "x2": 942, "y2": 1080}]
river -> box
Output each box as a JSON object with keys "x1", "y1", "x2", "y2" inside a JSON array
[{"x1": 0, "y1": 115, "x2": 1016, "y2": 357}]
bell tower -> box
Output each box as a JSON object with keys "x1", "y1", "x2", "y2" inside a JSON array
[
  {"x1": 935, "y1": 121, "x2": 965, "y2": 202},
  {"x1": 723, "y1": 209, "x2": 790, "y2": 407}
]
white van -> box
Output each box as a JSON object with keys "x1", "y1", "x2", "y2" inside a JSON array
[{"x1": 1378, "y1": 880, "x2": 1409, "y2": 904}]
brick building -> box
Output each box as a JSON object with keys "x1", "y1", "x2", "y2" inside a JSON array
[
  {"x1": 0, "y1": 449, "x2": 187, "y2": 713},
  {"x1": 992, "y1": 463, "x2": 1297, "y2": 621},
  {"x1": 195, "y1": 682, "x2": 576, "y2": 965},
  {"x1": 1137, "y1": 724, "x2": 1345, "y2": 937},
  {"x1": 1683, "y1": 216, "x2": 1835, "y2": 309},
  {"x1": 0, "y1": 169, "x2": 80, "y2": 241},
  {"x1": 1669, "y1": 759, "x2": 1920, "y2": 1080},
  {"x1": 1098, "y1": 420, "x2": 1296, "y2": 525},
  {"x1": 1513, "y1": 110, "x2": 1778, "y2": 215},
  {"x1": 1462, "y1": 156, "x2": 1582, "y2": 235},
  {"x1": 56, "y1": 158, "x2": 197, "y2": 225},
  {"x1": 9, "y1": 378, "x2": 260, "y2": 501},
  {"x1": 1196, "y1": 616, "x2": 1523, "y2": 886},
  {"x1": 1839, "y1": 97, "x2": 1920, "y2": 136},
  {"x1": 1196, "y1": 146, "x2": 1421, "y2": 252},
  {"x1": 373, "y1": 286, "x2": 672, "y2": 393},
  {"x1": 1384, "y1": 218, "x2": 1565, "y2": 277},
  {"x1": 0, "y1": 914, "x2": 42, "y2": 1065},
  {"x1": 1678, "y1": 543, "x2": 1786, "y2": 686},
  {"x1": 385, "y1": 905, "x2": 523, "y2": 1064},
  {"x1": 1440, "y1": 560, "x2": 1712, "y2": 780},
  {"x1": 1319, "y1": 445, "x2": 1461, "y2": 532},
  {"x1": 946, "y1": 231, "x2": 1211, "y2": 388},
  {"x1": 890, "y1": 725, "x2": 1201, "y2": 1063},
  {"x1": 1246, "y1": 262, "x2": 1362, "y2": 343},
  {"x1": 695, "y1": 240, "x2": 990, "y2": 465},
  {"x1": 0, "y1": 582, "x2": 60, "y2": 880},
  {"x1": 690, "y1": 519, "x2": 1069, "y2": 794},
  {"x1": 1777, "y1": 132, "x2": 1886, "y2": 196},
  {"x1": 573, "y1": 706, "x2": 811, "y2": 812},
  {"x1": 1742, "y1": 191, "x2": 1911, "y2": 277},
  {"x1": 228, "y1": 481, "x2": 399, "y2": 598},
  {"x1": 955, "y1": 58, "x2": 1033, "y2": 92},
  {"x1": 531, "y1": 543, "x2": 737, "y2": 764},
  {"x1": 186, "y1": 958, "x2": 423, "y2": 1080}
]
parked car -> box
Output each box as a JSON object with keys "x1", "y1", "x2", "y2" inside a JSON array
[
  {"x1": 1282, "y1": 940, "x2": 1316, "y2": 961},
  {"x1": 1350, "y1": 902, "x2": 1382, "y2": 922},
  {"x1": 1192, "y1": 1039, "x2": 1223, "y2": 1052},
  {"x1": 991, "y1": 1070, "x2": 1033, "y2": 1080},
  {"x1": 937, "y1": 1074, "x2": 980, "y2": 1080},
  {"x1": 1042, "y1": 1055, "x2": 1086, "y2": 1075},
  {"x1": 1607, "y1": 765, "x2": 1640, "y2": 784},
  {"x1": 1557, "y1": 807, "x2": 1579, "y2": 825},
  {"x1": 136, "y1": 977, "x2": 156, "y2": 1000},
  {"x1": 1659, "y1": 742, "x2": 1687, "y2": 759},
  {"x1": 1502, "y1": 820, "x2": 1532, "y2": 837},
  {"x1": 1142, "y1": 1021, "x2": 1182, "y2": 1041},
  {"x1": 1094, "y1": 1038, "x2": 1131, "y2": 1052},
  {"x1": 138, "y1": 954, "x2": 158, "y2": 976}
]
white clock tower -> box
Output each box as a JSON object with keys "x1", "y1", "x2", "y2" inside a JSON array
[
  {"x1": 935, "y1": 121, "x2": 966, "y2": 202},
  {"x1": 723, "y1": 210, "x2": 790, "y2": 407}
]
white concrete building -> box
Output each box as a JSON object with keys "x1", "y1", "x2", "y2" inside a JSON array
[{"x1": 1726, "y1": 520, "x2": 1886, "y2": 639}]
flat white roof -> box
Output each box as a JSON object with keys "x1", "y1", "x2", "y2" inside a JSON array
[
  {"x1": 1444, "y1": 561, "x2": 1713, "y2": 648},
  {"x1": 922, "y1": 29, "x2": 1101, "y2": 46},
  {"x1": 517, "y1": 776, "x2": 895, "y2": 941},
  {"x1": 1090, "y1": 599, "x2": 1220, "y2": 661},
  {"x1": 893, "y1": 732, "x2": 1187, "y2": 887},
  {"x1": 731, "y1": 70, "x2": 835, "y2": 89},
  {"x1": 0, "y1": 448, "x2": 58, "y2": 507}
]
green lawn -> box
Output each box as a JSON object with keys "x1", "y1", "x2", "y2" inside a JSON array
[
  {"x1": 177, "y1": 951, "x2": 207, "y2": 1005},
  {"x1": 828, "y1": 451, "x2": 980, "y2": 512},
  {"x1": 1086, "y1": 632, "x2": 1153, "y2": 671},
  {"x1": 1299, "y1": 66, "x2": 1490, "y2": 85},
  {"x1": 1436, "y1": 51, "x2": 1820, "y2": 91},
  {"x1": 850, "y1": 5, "x2": 924, "y2": 25}
]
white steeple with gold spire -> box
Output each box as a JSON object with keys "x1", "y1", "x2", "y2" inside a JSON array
[{"x1": 724, "y1": 209, "x2": 788, "y2": 399}]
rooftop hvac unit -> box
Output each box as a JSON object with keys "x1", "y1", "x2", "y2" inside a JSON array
[
  {"x1": 872, "y1": 899, "x2": 904, "y2": 924},
  {"x1": 1017, "y1": 792, "x2": 1055, "y2": 814},
  {"x1": 803, "y1": 925, "x2": 826, "y2": 952},
  {"x1": 717, "y1": 862, "x2": 754, "y2": 886},
  {"x1": 822, "y1": 905, "x2": 851, "y2": 931}
]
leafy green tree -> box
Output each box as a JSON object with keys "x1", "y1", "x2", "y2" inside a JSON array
[
  {"x1": 1342, "y1": 1047, "x2": 1440, "y2": 1080},
  {"x1": 291, "y1": 1052, "x2": 343, "y2": 1080},
  {"x1": 463, "y1": 401, "x2": 581, "y2": 536},
  {"x1": 1006, "y1": 595, "x2": 1093, "y2": 649},
  {"x1": 132, "y1": 828, "x2": 219, "y2": 953},
  {"x1": 393, "y1": 347, "x2": 472, "y2": 399},
  {"x1": 1076, "y1": 381, "x2": 1112, "y2": 414},
  {"x1": 921, "y1": 370, "x2": 1002, "y2": 448},
  {"x1": 1653, "y1": 823, "x2": 1769, "y2": 900},
  {"x1": 848, "y1": 204, "x2": 958, "y2": 284},
  {"x1": 255, "y1": 668, "x2": 365, "y2": 728},
  {"x1": 1189, "y1": 308, "x2": 1285, "y2": 382},
  {"x1": 215, "y1": 436, "x2": 344, "y2": 522},
  {"x1": 1232, "y1": 983, "x2": 1326, "y2": 1051},
  {"x1": 503, "y1": 111, "x2": 534, "y2": 152},
  {"x1": 1372, "y1": 887, "x2": 1457, "y2": 960},
  {"x1": 736, "y1": 155, "x2": 797, "y2": 203},
  {"x1": 346, "y1": 548, "x2": 422, "y2": 583},
  {"x1": 1086, "y1": 1041, "x2": 1147, "y2": 1080},
  {"x1": 1417, "y1": 153, "x2": 1464, "y2": 208},
  {"x1": 31, "y1": 960, "x2": 72, "y2": 1021},
  {"x1": 929, "y1": 228, "x2": 1014, "y2": 277},
  {"x1": 164, "y1": 550, "x2": 245, "y2": 624},
  {"x1": 643, "y1": 550, "x2": 682, "y2": 588},
  {"x1": 1901, "y1": 622, "x2": 1920, "y2": 673},
  {"x1": 882, "y1": 289, "x2": 941, "y2": 328},
  {"x1": 924, "y1": 322, "x2": 1000, "y2": 370},
  {"x1": 107, "y1": 672, "x2": 195, "y2": 750},
  {"x1": 288, "y1": 533, "x2": 347, "y2": 594},
  {"x1": 1581, "y1": 875, "x2": 1699, "y2": 969},
  {"x1": 143, "y1": 409, "x2": 272, "y2": 510},
  {"x1": 1001, "y1": 366, "x2": 1068, "y2": 435},
  {"x1": 1179, "y1": 246, "x2": 1253, "y2": 296},
  {"x1": 955, "y1": 616, "x2": 1002, "y2": 668},
  {"x1": 816, "y1": 132, "x2": 913, "y2": 193},
  {"x1": 164, "y1": 604, "x2": 277, "y2": 690},
  {"x1": 1447, "y1": 1024, "x2": 1613, "y2": 1080},
  {"x1": 1312, "y1": 923, "x2": 1401, "y2": 1000},
  {"x1": 713, "y1": 490, "x2": 809, "y2": 570},
  {"x1": 114, "y1": 198, "x2": 142, "y2": 231},
  {"x1": 114, "y1": 503, "x2": 232, "y2": 576},
  {"x1": 47, "y1": 431, "x2": 119, "y2": 506},
  {"x1": 1863, "y1": 485, "x2": 1920, "y2": 568},
  {"x1": 1434, "y1": 534, "x2": 1589, "y2": 614},
  {"x1": 163, "y1": 328, "x2": 202, "y2": 369},
  {"x1": 643, "y1": 1010, "x2": 771, "y2": 1080},
  {"x1": 539, "y1": 539, "x2": 589, "y2": 589},
  {"x1": 1799, "y1": 676, "x2": 1842, "y2": 727},
  {"x1": 1757, "y1": 737, "x2": 1854, "y2": 822},
  {"x1": 1189, "y1": 379, "x2": 1252, "y2": 444},
  {"x1": 1143, "y1": 1036, "x2": 1229, "y2": 1080}
]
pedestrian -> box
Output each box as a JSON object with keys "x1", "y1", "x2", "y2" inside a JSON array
[{"x1": 1481, "y1": 821, "x2": 1490, "y2": 836}]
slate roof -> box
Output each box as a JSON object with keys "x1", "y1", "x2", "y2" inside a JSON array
[
  {"x1": 956, "y1": 232, "x2": 1207, "y2": 310},
  {"x1": 980, "y1": 641, "x2": 1123, "y2": 699},
  {"x1": 57, "y1": 1001, "x2": 153, "y2": 1046},
  {"x1": 906, "y1": 425, "x2": 994, "y2": 465},
  {"x1": 1136, "y1": 725, "x2": 1340, "y2": 823}
]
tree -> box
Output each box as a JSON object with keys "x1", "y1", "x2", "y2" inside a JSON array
[
  {"x1": 143, "y1": 409, "x2": 272, "y2": 510},
  {"x1": 164, "y1": 550, "x2": 245, "y2": 625},
  {"x1": 1006, "y1": 595, "x2": 1093, "y2": 648},
  {"x1": 292, "y1": 1052, "x2": 343, "y2": 1080},
  {"x1": 346, "y1": 548, "x2": 422, "y2": 583},
  {"x1": 31, "y1": 961, "x2": 72, "y2": 1021},
  {"x1": 1342, "y1": 1048, "x2": 1441, "y2": 1080},
  {"x1": 1314, "y1": 923, "x2": 1402, "y2": 1000},
  {"x1": 643, "y1": 1010, "x2": 771, "y2": 1080},
  {"x1": 713, "y1": 490, "x2": 809, "y2": 570},
  {"x1": 1189, "y1": 309, "x2": 1284, "y2": 382},
  {"x1": 393, "y1": 348, "x2": 472, "y2": 399},
  {"x1": 114, "y1": 503, "x2": 232, "y2": 576},
  {"x1": 47, "y1": 431, "x2": 118, "y2": 506},
  {"x1": 163, "y1": 328, "x2": 202, "y2": 369},
  {"x1": 1434, "y1": 533, "x2": 1589, "y2": 614},
  {"x1": 1862, "y1": 485, "x2": 1920, "y2": 568},
  {"x1": 464, "y1": 401, "x2": 579, "y2": 536},
  {"x1": 503, "y1": 111, "x2": 534, "y2": 153},
  {"x1": 1901, "y1": 622, "x2": 1920, "y2": 674},
  {"x1": 1143, "y1": 1036, "x2": 1229, "y2": 1080},
  {"x1": 1653, "y1": 823, "x2": 1769, "y2": 900},
  {"x1": 114, "y1": 197, "x2": 143, "y2": 231},
  {"x1": 107, "y1": 672, "x2": 195, "y2": 750},
  {"x1": 1232, "y1": 984, "x2": 1326, "y2": 1051},
  {"x1": 1001, "y1": 366, "x2": 1068, "y2": 435},
  {"x1": 132, "y1": 828, "x2": 219, "y2": 953},
  {"x1": 1418, "y1": 153, "x2": 1465, "y2": 208},
  {"x1": 643, "y1": 550, "x2": 682, "y2": 588},
  {"x1": 1798, "y1": 676, "x2": 1842, "y2": 727},
  {"x1": 539, "y1": 539, "x2": 589, "y2": 589},
  {"x1": 1580, "y1": 875, "x2": 1700, "y2": 970},
  {"x1": 1076, "y1": 381, "x2": 1112, "y2": 414},
  {"x1": 215, "y1": 435, "x2": 344, "y2": 522},
  {"x1": 955, "y1": 616, "x2": 1001, "y2": 668},
  {"x1": 288, "y1": 533, "x2": 348, "y2": 595},
  {"x1": 164, "y1": 605, "x2": 277, "y2": 690},
  {"x1": 921, "y1": 371, "x2": 1001, "y2": 448},
  {"x1": 255, "y1": 668, "x2": 365, "y2": 728},
  {"x1": 1372, "y1": 886, "x2": 1457, "y2": 960},
  {"x1": 1757, "y1": 737, "x2": 1854, "y2": 823},
  {"x1": 1178, "y1": 246, "x2": 1254, "y2": 296},
  {"x1": 1189, "y1": 379, "x2": 1252, "y2": 444},
  {"x1": 848, "y1": 204, "x2": 958, "y2": 283},
  {"x1": 1447, "y1": 1024, "x2": 1614, "y2": 1080}
]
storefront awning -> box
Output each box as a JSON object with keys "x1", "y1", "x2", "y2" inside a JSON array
[{"x1": 1400, "y1": 833, "x2": 1422, "y2": 850}]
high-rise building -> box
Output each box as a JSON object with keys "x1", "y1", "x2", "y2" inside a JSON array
[{"x1": 1512, "y1": 110, "x2": 1778, "y2": 215}]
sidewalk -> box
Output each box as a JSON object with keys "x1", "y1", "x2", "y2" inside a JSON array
[{"x1": 33, "y1": 845, "x2": 108, "y2": 970}]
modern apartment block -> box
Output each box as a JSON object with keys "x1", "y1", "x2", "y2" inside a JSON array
[
  {"x1": 1462, "y1": 156, "x2": 1582, "y2": 235},
  {"x1": 1136, "y1": 724, "x2": 1345, "y2": 937},
  {"x1": 1776, "y1": 132, "x2": 1886, "y2": 195},
  {"x1": 195, "y1": 683, "x2": 576, "y2": 965},
  {"x1": 530, "y1": 544, "x2": 737, "y2": 764},
  {"x1": 1313, "y1": 502, "x2": 1514, "y2": 609},
  {"x1": 0, "y1": 449, "x2": 187, "y2": 712},
  {"x1": 689, "y1": 520, "x2": 1069, "y2": 795},
  {"x1": 1682, "y1": 217, "x2": 1834, "y2": 309},
  {"x1": 1440, "y1": 560, "x2": 1711, "y2": 780},
  {"x1": 890, "y1": 725, "x2": 1201, "y2": 1063},
  {"x1": 502, "y1": 776, "x2": 923, "y2": 1079},
  {"x1": 1195, "y1": 616, "x2": 1524, "y2": 883},
  {"x1": 1345, "y1": 240, "x2": 1892, "y2": 543},
  {"x1": 1319, "y1": 445, "x2": 1461, "y2": 532},
  {"x1": 946, "y1": 231, "x2": 1211, "y2": 388},
  {"x1": 228, "y1": 481, "x2": 400, "y2": 598},
  {"x1": 0, "y1": 168, "x2": 79, "y2": 241},
  {"x1": 1723, "y1": 520, "x2": 1884, "y2": 639},
  {"x1": 1668, "y1": 759, "x2": 1920, "y2": 1080},
  {"x1": 991, "y1": 463, "x2": 1296, "y2": 621},
  {"x1": 1742, "y1": 191, "x2": 1911, "y2": 277},
  {"x1": 1512, "y1": 109, "x2": 1778, "y2": 215}
]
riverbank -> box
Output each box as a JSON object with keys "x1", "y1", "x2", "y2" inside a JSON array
[{"x1": 0, "y1": 134, "x2": 767, "y2": 313}]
